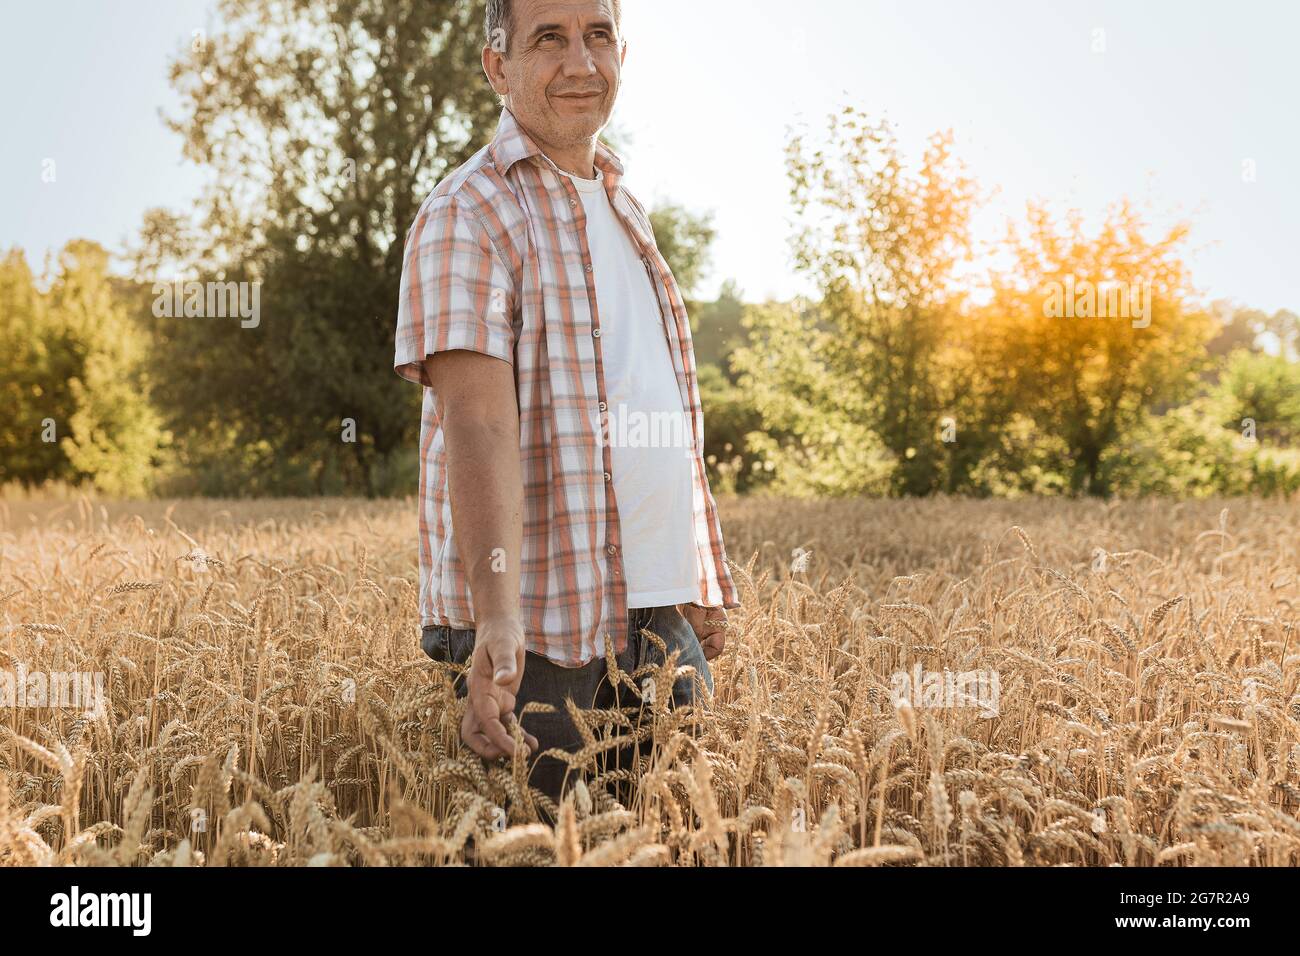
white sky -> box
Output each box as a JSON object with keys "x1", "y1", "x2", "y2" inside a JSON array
[{"x1": 2, "y1": 0, "x2": 1297, "y2": 312}]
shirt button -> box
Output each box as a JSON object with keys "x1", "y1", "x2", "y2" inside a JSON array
[
  {"x1": 569, "y1": 199, "x2": 577, "y2": 207},
  {"x1": 585, "y1": 264, "x2": 593, "y2": 273},
  {"x1": 603, "y1": 472, "x2": 612, "y2": 482},
  {"x1": 598, "y1": 401, "x2": 608, "y2": 412},
  {"x1": 592, "y1": 328, "x2": 601, "y2": 338},
  {"x1": 607, "y1": 544, "x2": 618, "y2": 555}
]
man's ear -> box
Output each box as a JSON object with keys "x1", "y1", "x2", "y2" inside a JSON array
[{"x1": 482, "y1": 46, "x2": 509, "y2": 97}]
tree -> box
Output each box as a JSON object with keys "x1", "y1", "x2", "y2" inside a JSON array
[
  {"x1": 0, "y1": 243, "x2": 165, "y2": 495},
  {"x1": 1206, "y1": 301, "x2": 1266, "y2": 359},
  {"x1": 690, "y1": 279, "x2": 748, "y2": 375},
  {"x1": 1216, "y1": 349, "x2": 1300, "y2": 446},
  {"x1": 1206, "y1": 303, "x2": 1300, "y2": 363},
  {"x1": 649, "y1": 203, "x2": 715, "y2": 303},
  {"x1": 0, "y1": 250, "x2": 65, "y2": 486},
  {"x1": 991, "y1": 201, "x2": 1215, "y2": 496},
  {"x1": 696, "y1": 360, "x2": 767, "y2": 495},
  {"x1": 733, "y1": 298, "x2": 895, "y2": 498},
  {"x1": 150, "y1": 0, "x2": 501, "y2": 495},
  {"x1": 733, "y1": 107, "x2": 979, "y2": 496}
]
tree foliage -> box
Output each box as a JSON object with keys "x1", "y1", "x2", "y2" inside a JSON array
[
  {"x1": 0, "y1": 243, "x2": 165, "y2": 495},
  {"x1": 146, "y1": 0, "x2": 499, "y2": 495}
]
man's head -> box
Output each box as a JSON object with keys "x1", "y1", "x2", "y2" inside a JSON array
[{"x1": 483, "y1": 0, "x2": 625, "y2": 156}]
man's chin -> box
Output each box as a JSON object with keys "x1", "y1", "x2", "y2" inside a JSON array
[{"x1": 548, "y1": 114, "x2": 609, "y2": 143}]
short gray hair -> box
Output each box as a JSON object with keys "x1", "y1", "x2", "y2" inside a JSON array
[{"x1": 485, "y1": 0, "x2": 623, "y2": 57}]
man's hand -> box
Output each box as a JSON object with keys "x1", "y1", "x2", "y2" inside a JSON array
[
  {"x1": 679, "y1": 603, "x2": 727, "y2": 661},
  {"x1": 462, "y1": 617, "x2": 538, "y2": 760}
]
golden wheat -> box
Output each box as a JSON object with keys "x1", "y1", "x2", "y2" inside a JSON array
[{"x1": 0, "y1": 495, "x2": 1297, "y2": 866}]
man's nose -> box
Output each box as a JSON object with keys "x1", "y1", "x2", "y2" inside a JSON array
[{"x1": 561, "y1": 38, "x2": 597, "y2": 76}]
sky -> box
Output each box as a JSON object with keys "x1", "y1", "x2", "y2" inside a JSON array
[{"x1": 2, "y1": 0, "x2": 1297, "y2": 312}]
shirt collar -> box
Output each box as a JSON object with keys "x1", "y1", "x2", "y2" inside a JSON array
[{"x1": 489, "y1": 105, "x2": 625, "y2": 196}]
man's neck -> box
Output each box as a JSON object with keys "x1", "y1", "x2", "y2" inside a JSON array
[
  {"x1": 545, "y1": 145, "x2": 597, "y2": 181},
  {"x1": 512, "y1": 113, "x2": 597, "y2": 180}
]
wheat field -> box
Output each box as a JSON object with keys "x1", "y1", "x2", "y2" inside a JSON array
[{"x1": 0, "y1": 495, "x2": 1296, "y2": 866}]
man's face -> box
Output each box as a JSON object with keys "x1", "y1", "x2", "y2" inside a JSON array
[{"x1": 487, "y1": 0, "x2": 624, "y2": 151}]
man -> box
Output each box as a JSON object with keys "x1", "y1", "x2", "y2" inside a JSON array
[{"x1": 393, "y1": 0, "x2": 739, "y2": 806}]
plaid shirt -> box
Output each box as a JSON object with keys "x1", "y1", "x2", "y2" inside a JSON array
[{"x1": 395, "y1": 106, "x2": 739, "y2": 667}]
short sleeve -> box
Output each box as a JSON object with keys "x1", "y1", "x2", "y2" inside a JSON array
[{"x1": 394, "y1": 195, "x2": 517, "y2": 387}]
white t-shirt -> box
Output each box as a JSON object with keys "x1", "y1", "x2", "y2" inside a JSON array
[{"x1": 560, "y1": 166, "x2": 699, "y2": 609}]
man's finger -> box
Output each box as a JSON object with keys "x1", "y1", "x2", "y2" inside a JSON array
[
  {"x1": 473, "y1": 689, "x2": 515, "y2": 741},
  {"x1": 491, "y1": 645, "x2": 517, "y2": 685},
  {"x1": 503, "y1": 714, "x2": 539, "y2": 754},
  {"x1": 469, "y1": 684, "x2": 518, "y2": 750},
  {"x1": 501, "y1": 711, "x2": 538, "y2": 754},
  {"x1": 479, "y1": 710, "x2": 516, "y2": 756},
  {"x1": 496, "y1": 689, "x2": 517, "y2": 717},
  {"x1": 466, "y1": 720, "x2": 510, "y2": 759},
  {"x1": 468, "y1": 731, "x2": 506, "y2": 760},
  {"x1": 462, "y1": 712, "x2": 506, "y2": 760}
]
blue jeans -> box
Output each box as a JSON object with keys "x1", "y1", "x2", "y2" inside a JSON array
[{"x1": 421, "y1": 605, "x2": 713, "y2": 808}]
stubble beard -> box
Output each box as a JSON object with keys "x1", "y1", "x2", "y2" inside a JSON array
[
  {"x1": 508, "y1": 79, "x2": 615, "y2": 154},
  {"x1": 547, "y1": 93, "x2": 612, "y2": 148}
]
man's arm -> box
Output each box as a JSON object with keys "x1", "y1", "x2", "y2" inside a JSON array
[
  {"x1": 425, "y1": 349, "x2": 536, "y2": 759},
  {"x1": 426, "y1": 349, "x2": 522, "y2": 626}
]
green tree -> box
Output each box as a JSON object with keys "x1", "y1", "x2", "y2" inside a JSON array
[
  {"x1": 1215, "y1": 349, "x2": 1300, "y2": 446},
  {"x1": 690, "y1": 279, "x2": 749, "y2": 375},
  {"x1": 733, "y1": 108, "x2": 978, "y2": 496},
  {"x1": 1205, "y1": 303, "x2": 1299, "y2": 366},
  {"x1": 0, "y1": 250, "x2": 67, "y2": 486},
  {"x1": 649, "y1": 203, "x2": 715, "y2": 303},
  {"x1": 734, "y1": 299, "x2": 895, "y2": 497},
  {"x1": 150, "y1": 0, "x2": 500, "y2": 495},
  {"x1": 696, "y1": 360, "x2": 767, "y2": 495},
  {"x1": 1, "y1": 243, "x2": 165, "y2": 495}
]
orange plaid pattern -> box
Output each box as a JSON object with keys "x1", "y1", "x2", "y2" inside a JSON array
[{"x1": 395, "y1": 106, "x2": 739, "y2": 667}]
